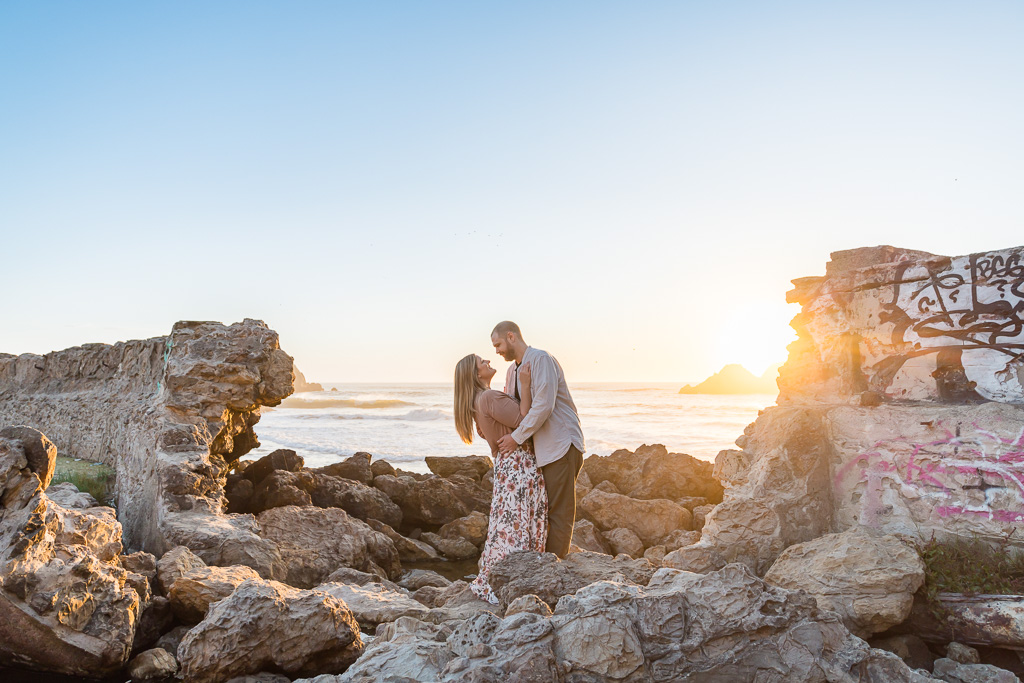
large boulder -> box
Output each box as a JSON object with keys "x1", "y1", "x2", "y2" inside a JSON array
[
  {"x1": 0, "y1": 432, "x2": 141, "y2": 677},
  {"x1": 424, "y1": 455, "x2": 493, "y2": 481},
  {"x1": 764, "y1": 526, "x2": 926, "y2": 638},
  {"x1": 578, "y1": 487, "x2": 691, "y2": 547},
  {"x1": 177, "y1": 578, "x2": 363, "y2": 683},
  {"x1": 313, "y1": 452, "x2": 374, "y2": 485},
  {"x1": 486, "y1": 550, "x2": 656, "y2": 611},
  {"x1": 307, "y1": 472, "x2": 403, "y2": 528},
  {"x1": 582, "y1": 443, "x2": 723, "y2": 502},
  {"x1": 438, "y1": 511, "x2": 489, "y2": 547},
  {"x1": 168, "y1": 565, "x2": 263, "y2": 623},
  {"x1": 315, "y1": 582, "x2": 431, "y2": 630},
  {"x1": 332, "y1": 563, "x2": 936, "y2": 682},
  {"x1": 373, "y1": 473, "x2": 490, "y2": 527},
  {"x1": 256, "y1": 505, "x2": 401, "y2": 587},
  {"x1": 364, "y1": 519, "x2": 439, "y2": 562},
  {"x1": 571, "y1": 519, "x2": 611, "y2": 555}
]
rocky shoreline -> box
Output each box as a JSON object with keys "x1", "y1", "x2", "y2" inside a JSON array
[{"x1": 2, "y1": 244, "x2": 1024, "y2": 681}]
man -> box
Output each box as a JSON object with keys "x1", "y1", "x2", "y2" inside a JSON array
[{"x1": 492, "y1": 321, "x2": 585, "y2": 558}]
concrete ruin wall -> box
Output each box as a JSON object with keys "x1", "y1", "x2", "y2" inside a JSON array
[
  {"x1": 667, "y1": 244, "x2": 1024, "y2": 575},
  {"x1": 0, "y1": 319, "x2": 294, "y2": 571}
]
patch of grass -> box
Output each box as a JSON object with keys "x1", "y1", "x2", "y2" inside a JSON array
[
  {"x1": 51, "y1": 456, "x2": 116, "y2": 508},
  {"x1": 919, "y1": 535, "x2": 1024, "y2": 619}
]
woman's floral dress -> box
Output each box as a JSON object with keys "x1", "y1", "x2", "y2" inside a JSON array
[{"x1": 470, "y1": 444, "x2": 548, "y2": 603}]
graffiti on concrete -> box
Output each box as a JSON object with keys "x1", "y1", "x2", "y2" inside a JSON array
[
  {"x1": 877, "y1": 250, "x2": 1024, "y2": 402},
  {"x1": 835, "y1": 422, "x2": 1024, "y2": 527}
]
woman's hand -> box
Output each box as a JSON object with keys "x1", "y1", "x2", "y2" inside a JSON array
[
  {"x1": 520, "y1": 361, "x2": 532, "y2": 391},
  {"x1": 518, "y1": 361, "x2": 533, "y2": 417}
]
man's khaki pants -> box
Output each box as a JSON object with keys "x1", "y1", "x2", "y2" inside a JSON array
[{"x1": 541, "y1": 444, "x2": 583, "y2": 558}]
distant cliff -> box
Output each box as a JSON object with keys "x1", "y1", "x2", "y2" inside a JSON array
[
  {"x1": 294, "y1": 364, "x2": 324, "y2": 392},
  {"x1": 678, "y1": 364, "x2": 780, "y2": 394}
]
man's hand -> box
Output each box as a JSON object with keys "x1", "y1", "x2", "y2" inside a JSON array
[{"x1": 497, "y1": 434, "x2": 518, "y2": 455}]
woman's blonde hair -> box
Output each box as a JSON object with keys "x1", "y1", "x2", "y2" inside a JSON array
[{"x1": 454, "y1": 354, "x2": 486, "y2": 444}]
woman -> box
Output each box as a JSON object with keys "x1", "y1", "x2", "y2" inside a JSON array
[{"x1": 454, "y1": 353, "x2": 548, "y2": 603}]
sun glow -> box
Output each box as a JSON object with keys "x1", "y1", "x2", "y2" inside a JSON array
[{"x1": 711, "y1": 303, "x2": 799, "y2": 377}]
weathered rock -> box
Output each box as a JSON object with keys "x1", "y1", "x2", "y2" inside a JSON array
[
  {"x1": 256, "y1": 505, "x2": 400, "y2": 587},
  {"x1": 0, "y1": 434, "x2": 142, "y2": 677},
  {"x1": 603, "y1": 527, "x2": 644, "y2": 558},
  {"x1": 764, "y1": 526, "x2": 925, "y2": 638},
  {"x1": 439, "y1": 511, "x2": 489, "y2": 547},
  {"x1": 424, "y1": 455, "x2": 493, "y2": 481},
  {"x1": 316, "y1": 582, "x2": 431, "y2": 629},
  {"x1": 948, "y1": 642, "x2": 982, "y2": 665},
  {"x1": 168, "y1": 564, "x2": 263, "y2": 623},
  {"x1": 245, "y1": 448, "x2": 305, "y2": 485},
  {"x1": 932, "y1": 657, "x2": 1019, "y2": 682},
  {"x1": 643, "y1": 545, "x2": 666, "y2": 564},
  {"x1": 45, "y1": 481, "x2": 99, "y2": 509},
  {"x1": 691, "y1": 503, "x2": 715, "y2": 531},
  {"x1": 397, "y1": 569, "x2": 451, "y2": 591},
  {"x1": 293, "y1": 364, "x2": 324, "y2": 393},
  {"x1": 594, "y1": 479, "x2": 620, "y2": 494},
  {"x1": 0, "y1": 425, "x2": 57, "y2": 489},
  {"x1": 308, "y1": 472, "x2": 403, "y2": 527},
  {"x1": 661, "y1": 528, "x2": 701, "y2": 551},
  {"x1": 504, "y1": 594, "x2": 552, "y2": 618},
  {"x1": 373, "y1": 473, "x2": 490, "y2": 527},
  {"x1": 421, "y1": 532, "x2": 478, "y2": 560},
  {"x1": 127, "y1": 648, "x2": 177, "y2": 680},
  {"x1": 370, "y1": 459, "x2": 396, "y2": 478},
  {"x1": 337, "y1": 563, "x2": 936, "y2": 682},
  {"x1": 571, "y1": 519, "x2": 611, "y2": 554},
  {"x1": 314, "y1": 452, "x2": 374, "y2": 485},
  {"x1": 578, "y1": 487, "x2": 691, "y2": 547},
  {"x1": 324, "y1": 566, "x2": 402, "y2": 591},
  {"x1": 161, "y1": 511, "x2": 283, "y2": 580},
  {"x1": 156, "y1": 545, "x2": 207, "y2": 594},
  {"x1": 121, "y1": 551, "x2": 158, "y2": 582},
  {"x1": 0, "y1": 319, "x2": 294, "y2": 562},
  {"x1": 583, "y1": 443, "x2": 723, "y2": 502},
  {"x1": 487, "y1": 550, "x2": 656, "y2": 611},
  {"x1": 178, "y1": 578, "x2": 363, "y2": 682},
  {"x1": 250, "y1": 469, "x2": 313, "y2": 510},
  {"x1": 365, "y1": 519, "x2": 439, "y2": 562},
  {"x1": 226, "y1": 674, "x2": 292, "y2": 683}
]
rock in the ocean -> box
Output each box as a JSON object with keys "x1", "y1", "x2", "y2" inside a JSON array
[
  {"x1": 177, "y1": 578, "x2": 363, "y2": 683},
  {"x1": 168, "y1": 564, "x2": 263, "y2": 623},
  {"x1": 763, "y1": 526, "x2": 925, "y2": 638},
  {"x1": 578, "y1": 487, "x2": 691, "y2": 547},
  {"x1": 257, "y1": 505, "x2": 400, "y2": 586}
]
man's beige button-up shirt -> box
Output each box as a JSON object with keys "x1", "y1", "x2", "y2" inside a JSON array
[{"x1": 504, "y1": 346, "x2": 585, "y2": 467}]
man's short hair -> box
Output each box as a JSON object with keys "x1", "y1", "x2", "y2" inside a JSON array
[{"x1": 491, "y1": 321, "x2": 522, "y2": 340}]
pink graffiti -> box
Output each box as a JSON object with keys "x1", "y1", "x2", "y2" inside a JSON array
[{"x1": 835, "y1": 421, "x2": 1024, "y2": 526}]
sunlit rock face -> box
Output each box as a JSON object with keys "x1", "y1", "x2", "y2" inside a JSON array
[
  {"x1": 670, "y1": 245, "x2": 1024, "y2": 575},
  {"x1": 0, "y1": 319, "x2": 294, "y2": 563}
]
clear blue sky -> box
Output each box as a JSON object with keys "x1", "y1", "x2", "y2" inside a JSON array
[{"x1": 2, "y1": 1, "x2": 1022, "y2": 382}]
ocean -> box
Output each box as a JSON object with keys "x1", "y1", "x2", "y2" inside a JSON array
[{"x1": 244, "y1": 383, "x2": 777, "y2": 472}]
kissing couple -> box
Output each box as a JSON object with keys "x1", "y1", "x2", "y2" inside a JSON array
[{"x1": 453, "y1": 321, "x2": 585, "y2": 603}]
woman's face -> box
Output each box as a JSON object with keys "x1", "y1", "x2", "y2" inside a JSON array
[{"x1": 476, "y1": 355, "x2": 496, "y2": 385}]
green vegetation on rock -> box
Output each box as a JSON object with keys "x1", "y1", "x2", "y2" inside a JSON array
[
  {"x1": 920, "y1": 535, "x2": 1024, "y2": 600},
  {"x1": 52, "y1": 456, "x2": 116, "y2": 508}
]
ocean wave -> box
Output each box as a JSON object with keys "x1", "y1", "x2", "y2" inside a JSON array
[
  {"x1": 279, "y1": 397, "x2": 414, "y2": 410},
  {"x1": 287, "y1": 409, "x2": 449, "y2": 422}
]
